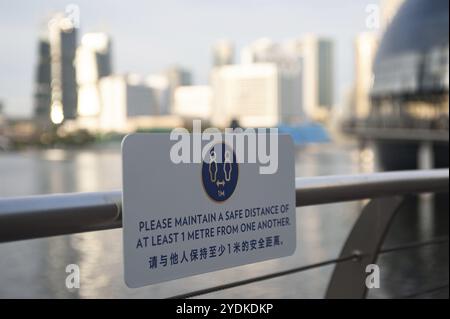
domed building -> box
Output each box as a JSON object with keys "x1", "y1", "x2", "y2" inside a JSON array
[{"x1": 369, "y1": 0, "x2": 449, "y2": 170}]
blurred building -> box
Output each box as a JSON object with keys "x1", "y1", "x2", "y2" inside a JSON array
[
  {"x1": 353, "y1": 33, "x2": 379, "y2": 119},
  {"x1": 372, "y1": 0, "x2": 449, "y2": 100},
  {"x1": 75, "y1": 32, "x2": 113, "y2": 130},
  {"x1": 33, "y1": 39, "x2": 52, "y2": 125},
  {"x1": 369, "y1": 0, "x2": 449, "y2": 170},
  {"x1": 241, "y1": 38, "x2": 280, "y2": 64},
  {"x1": 146, "y1": 74, "x2": 170, "y2": 115},
  {"x1": 212, "y1": 40, "x2": 234, "y2": 67},
  {"x1": 97, "y1": 75, "x2": 159, "y2": 132},
  {"x1": 241, "y1": 38, "x2": 300, "y2": 67},
  {"x1": 346, "y1": 0, "x2": 404, "y2": 122},
  {"x1": 241, "y1": 36, "x2": 334, "y2": 123},
  {"x1": 0, "y1": 100, "x2": 6, "y2": 150},
  {"x1": 165, "y1": 66, "x2": 192, "y2": 113},
  {"x1": 288, "y1": 36, "x2": 334, "y2": 122},
  {"x1": 34, "y1": 13, "x2": 78, "y2": 126},
  {"x1": 210, "y1": 63, "x2": 302, "y2": 127},
  {"x1": 173, "y1": 86, "x2": 212, "y2": 120},
  {"x1": 0, "y1": 100, "x2": 4, "y2": 129}
]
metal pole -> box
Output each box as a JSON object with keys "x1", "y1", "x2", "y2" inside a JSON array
[
  {"x1": 0, "y1": 169, "x2": 448, "y2": 243},
  {"x1": 295, "y1": 168, "x2": 448, "y2": 206},
  {"x1": 0, "y1": 191, "x2": 122, "y2": 242}
]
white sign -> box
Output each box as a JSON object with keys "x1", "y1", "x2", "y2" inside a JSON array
[{"x1": 122, "y1": 133, "x2": 296, "y2": 287}]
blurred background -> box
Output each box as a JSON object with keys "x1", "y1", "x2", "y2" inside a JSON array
[{"x1": 0, "y1": 0, "x2": 448, "y2": 298}]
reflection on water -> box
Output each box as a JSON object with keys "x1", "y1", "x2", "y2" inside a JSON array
[
  {"x1": 0, "y1": 142, "x2": 447, "y2": 298},
  {"x1": 371, "y1": 194, "x2": 449, "y2": 299}
]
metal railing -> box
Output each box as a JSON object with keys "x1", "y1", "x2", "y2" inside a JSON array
[{"x1": 0, "y1": 168, "x2": 448, "y2": 298}]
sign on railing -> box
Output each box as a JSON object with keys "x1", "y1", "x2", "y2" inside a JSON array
[{"x1": 121, "y1": 133, "x2": 296, "y2": 287}]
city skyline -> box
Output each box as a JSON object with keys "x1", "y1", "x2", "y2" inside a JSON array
[
  {"x1": 0, "y1": 0, "x2": 381, "y2": 118},
  {"x1": 32, "y1": 19, "x2": 335, "y2": 131}
]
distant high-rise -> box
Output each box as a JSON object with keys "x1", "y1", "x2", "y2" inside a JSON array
[
  {"x1": 34, "y1": 39, "x2": 52, "y2": 123},
  {"x1": 212, "y1": 40, "x2": 234, "y2": 67},
  {"x1": 240, "y1": 36, "x2": 333, "y2": 123},
  {"x1": 241, "y1": 39, "x2": 279, "y2": 64},
  {"x1": 348, "y1": 0, "x2": 403, "y2": 120},
  {"x1": 98, "y1": 75, "x2": 159, "y2": 132},
  {"x1": 353, "y1": 33, "x2": 378, "y2": 119},
  {"x1": 289, "y1": 36, "x2": 334, "y2": 122},
  {"x1": 34, "y1": 13, "x2": 78, "y2": 125},
  {"x1": 0, "y1": 100, "x2": 5, "y2": 133},
  {"x1": 165, "y1": 66, "x2": 192, "y2": 113},
  {"x1": 210, "y1": 63, "x2": 302, "y2": 127},
  {"x1": 48, "y1": 13, "x2": 78, "y2": 123},
  {"x1": 75, "y1": 32, "x2": 113, "y2": 129},
  {"x1": 146, "y1": 74, "x2": 170, "y2": 114},
  {"x1": 76, "y1": 33, "x2": 112, "y2": 82}
]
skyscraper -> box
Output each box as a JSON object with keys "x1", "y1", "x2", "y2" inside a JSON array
[
  {"x1": 75, "y1": 32, "x2": 113, "y2": 129},
  {"x1": 288, "y1": 36, "x2": 334, "y2": 122},
  {"x1": 48, "y1": 13, "x2": 78, "y2": 124},
  {"x1": 353, "y1": 33, "x2": 378, "y2": 119},
  {"x1": 165, "y1": 66, "x2": 192, "y2": 113},
  {"x1": 34, "y1": 13, "x2": 78, "y2": 126},
  {"x1": 34, "y1": 39, "x2": 52, "y2": 124},
  {"x1": 240, "y1": 38, "x2": 283, "y2": 64},
  {"x1": 98, "y1": 74, "x2": 159, "y2": 132},
  {"x1": 240, "y1": 36, "x2": 334, "y2": 123},
  {"x1": 212, "y1": 40, "x2": 234, "y2": 67},
  {"x1": 146, "y1": 74, "x2": 170, "y2": 115}
]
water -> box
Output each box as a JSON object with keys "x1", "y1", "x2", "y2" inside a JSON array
[{"x1": 0, "y1": 142, "x2": 448, "y2": 298}]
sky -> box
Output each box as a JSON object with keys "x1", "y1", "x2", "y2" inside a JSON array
[{"x1": 0, "y1": 0, "x2": 380, "y2": 118}]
